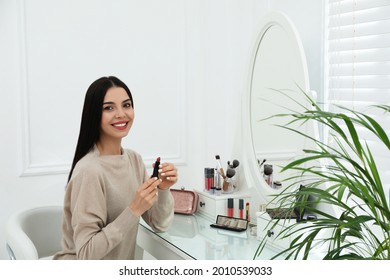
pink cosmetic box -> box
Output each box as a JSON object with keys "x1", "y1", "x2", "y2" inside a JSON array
[{"x1": 170, "y1": 188, "x2": 199, "y2": 215}]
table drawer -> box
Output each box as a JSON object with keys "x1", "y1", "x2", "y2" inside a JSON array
[
  {"x1": 256, "y1": 212, "x2": 295, "y2": 250},
  {"x1": 197, "y1": 192, "x2": 250, "y2": 220}
]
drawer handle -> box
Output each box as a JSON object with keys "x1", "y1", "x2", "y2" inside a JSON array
[
  {"x1": 267, "y1": 229, "x2": 274, "y2": 237},
  {"x1": 200, "y1": 202, "x2": 206, "y2": 207}
]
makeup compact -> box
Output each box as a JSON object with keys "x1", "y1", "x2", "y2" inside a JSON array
[{"x1": 210, "y1": 215, "x2": 249, "y2": 232}]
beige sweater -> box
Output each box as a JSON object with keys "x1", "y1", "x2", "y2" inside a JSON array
[{"x1": 53, "y1": 146, "x2": 174, "y2": 260}]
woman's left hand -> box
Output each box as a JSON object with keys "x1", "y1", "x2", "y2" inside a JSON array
[{"x1": 156, "y1": 162, "x2": 178, "y2": 190}]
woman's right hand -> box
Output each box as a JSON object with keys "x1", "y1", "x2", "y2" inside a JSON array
[{"x1": 129, "y1": 177, "x2": 161, "y2": 217}]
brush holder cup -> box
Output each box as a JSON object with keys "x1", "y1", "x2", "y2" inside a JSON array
[{"x1": 222, "y1": 177, "x2": 234, "y2": 194}]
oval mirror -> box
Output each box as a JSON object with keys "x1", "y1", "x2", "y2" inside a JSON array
[{"x1": 242, "y1": 12, "x2": 316, "y2": 205}]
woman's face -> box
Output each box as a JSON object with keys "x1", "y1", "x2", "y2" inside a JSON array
[{"x1": 100, "y1": 86, "x2": 134, "y2": 142}]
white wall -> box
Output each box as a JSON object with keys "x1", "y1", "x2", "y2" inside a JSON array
[{"x1": 0, "y1": 0, "x2": 323, "y2": 259}]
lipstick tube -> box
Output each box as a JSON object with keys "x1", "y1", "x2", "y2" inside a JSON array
[
  {"x1": 239, "y1": 199, "x2": 244, "y2": 219},
  {"x1": 227, "y1": 198, "x2": 234, "y2": 217},
  {"x1": 151, "y1": 157, "x2": 160, "y2": 178},
  {"x1": 246, "y1": 202, "x2": 250, "y2": 221}
]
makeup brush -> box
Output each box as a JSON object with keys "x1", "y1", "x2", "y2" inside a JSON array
[
  {"x1": 227, "y1": 160, "x2": 239, "y2": 168},
  {"x1": 263, "y1": 164, "x2": 273, "y2": 186},
  {"x1": 263, "y1": 164, "x2": 273, "y2": 176},
  {"x1": 223, "y1": 167, "x2": 236, "y2": 192},
  {"x1": 215, "y1": 155, "x2": 226, "y2": 179},
  {"x1": 226, "y1": 168, "x2": 236, "y2": 178},
  {"x1": 258, "y1": 159, "x2": 266, "y2": 168},
  {"x1": 231, "y1": 159, "x2": 240, "y2": 168}
]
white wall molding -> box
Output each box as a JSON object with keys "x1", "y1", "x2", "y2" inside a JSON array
[
  {"x1": 255, "y1": 149, "x2": 302, "y2": 162},
  {"x1": 18, "y1": 0, "x2": 42, "y2": 177},
  {"x1": 18, "y1": 0, "x2": 189, "y2": 176}
]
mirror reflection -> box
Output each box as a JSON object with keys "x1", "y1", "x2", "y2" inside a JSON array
[{"x1": 249, "y1": 18, "x2": 313, "y2": 189}]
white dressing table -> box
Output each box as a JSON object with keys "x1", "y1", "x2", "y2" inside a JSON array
[{"x1": 137, "y1": 213, "x2": 281, "y2": 260}]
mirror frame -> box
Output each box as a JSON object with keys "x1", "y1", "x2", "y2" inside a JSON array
[{"x1": 241, "y1": 12, "x2": 311, "y2": 205}]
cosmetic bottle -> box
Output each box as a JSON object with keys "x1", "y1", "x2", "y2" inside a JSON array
[
  {"x1": 215, "y1": 173, "x2": 222, "y2": 195},
  {"x1": 214, "y1": 168, "x2": 221, "y2": 195},
  {"x1": 204, "y1": 168, "x2": 214, "y2": 192}
]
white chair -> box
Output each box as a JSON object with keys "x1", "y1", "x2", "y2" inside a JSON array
[{"x1": 5, "y1": 205, "x2": 63, "y2": 260}]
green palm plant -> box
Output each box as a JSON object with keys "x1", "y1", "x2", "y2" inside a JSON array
[{"x1": 255, "y1": 89, "x2": 390, "y2": 260}]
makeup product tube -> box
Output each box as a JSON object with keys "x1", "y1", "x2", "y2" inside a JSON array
[
  {"x1": 215, "y1": 155, "x2": 226, "y2": 179},
  {"x1": 204, "y1": 168, "x2": 214, "y2": 192},
  {"x1": 246, "y1": 202, "x2": 250, "y2": 221},
  {"x1": 214, "y1": 168, "x2": 220, "y2": 189},
  {"x1": 151, "y1": 157, "x2": 160, "y2": 178},
  {"x1": 239, "y1": 199, "x2": 244, "y2": 219},
  {"x1": 227, "y1": 198, "x2": 234, "y2": 217}
]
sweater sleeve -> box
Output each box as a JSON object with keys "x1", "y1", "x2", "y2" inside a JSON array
[
  {"x1": 141, "y1": 172, "x2": 175, "y2": 232},
  {"x1": 69, "y1": 168, "x2": 139, "y2": 260}
]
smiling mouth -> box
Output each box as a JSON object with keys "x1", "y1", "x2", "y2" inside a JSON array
[{"x1": 112, "y1": 122, "x2": 128, "y2": 130}]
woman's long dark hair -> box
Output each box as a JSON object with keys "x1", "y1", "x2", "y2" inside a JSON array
[{"x1": 68, "y1": 76, "x2": 134, "y2": 182}]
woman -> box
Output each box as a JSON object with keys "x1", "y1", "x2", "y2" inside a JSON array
[{"x1": 53, "y1": 76, "x2": 177, "y2": 260}]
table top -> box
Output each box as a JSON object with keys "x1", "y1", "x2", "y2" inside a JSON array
[{"x1": 139, "y1": 213, "x2": 282, "y2": 260}]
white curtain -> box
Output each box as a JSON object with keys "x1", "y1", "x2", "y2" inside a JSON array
[{"x1": 326, "y1": 0, "x2": 390, "y2": 196}]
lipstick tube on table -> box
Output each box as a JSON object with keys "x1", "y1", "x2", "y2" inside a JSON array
[
  {"x1": 227, "y1": 198, "x2": 234, "y2": 217},
  {"x1": 246, "y1": 202, "x2": 250, "y2": 221},
  {"x1": 239, "y1": 199, "x2": 244, "y2": 219}
]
